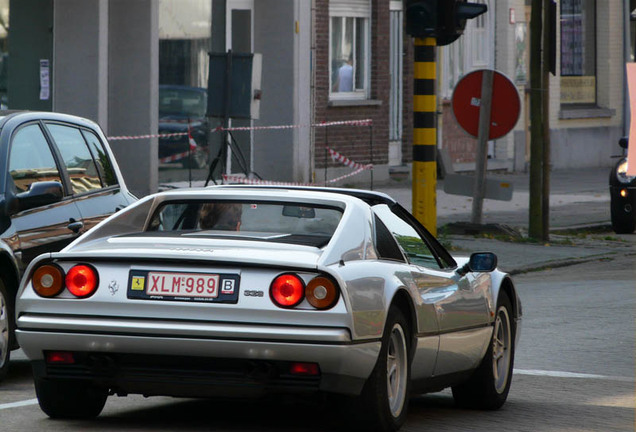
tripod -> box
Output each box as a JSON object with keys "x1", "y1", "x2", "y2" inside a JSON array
[{"x1": 204, "y1": 123, "x2": 258, "y2": 186}]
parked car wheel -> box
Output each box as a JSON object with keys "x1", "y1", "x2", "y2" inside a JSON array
[
  {"x1": 610, "y1": 198, "x2": 636, "y2": 234},
  {"x1": 349, "y1": 306, "x2": 411, "y2": 431},
  {"x1": 35, "y1": 378, "x2": 108, "y2": 419},
  {"x1": 0, "y1": 278, "x2": 10, "y2": 381},
  {"x1": 452, "y1": 293, "x2": 514, "y2": 410}
]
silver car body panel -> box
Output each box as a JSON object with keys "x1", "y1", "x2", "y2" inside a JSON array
[{"x1": 16, "y1": 187, "x2": 521, "y2": 396}]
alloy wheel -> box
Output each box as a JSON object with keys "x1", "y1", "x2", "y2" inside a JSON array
[
  {"x1": 0, "y1": 289, "x2": 8, "y2": 369},
  {"x1": 492, "y1": 305, "x2": 512, "y2": 394},
  {"x1": 386, "y1": 323, "x2": 408, "y2": 417}
]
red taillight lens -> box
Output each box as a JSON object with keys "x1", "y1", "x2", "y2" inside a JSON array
[
  {"x1": 270, "y1": 273, "x2": 305, "y2": 308},
  {"x1": 306, "y1": 276, "x2": 339, "y2": 310},
  {"x1": 32, "y1": 264, "x2": 65, "y2": 298},
  {"x1": 290, "y1": 362, "x2": 320, "y2": 376},
  {"x1": 65, "y1": 264, "x2": 99, "y2": 298},
  {"x1": 45, "y1": 351, "x2": 75, "y2": 364}
]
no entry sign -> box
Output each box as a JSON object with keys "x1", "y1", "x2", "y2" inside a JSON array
[{"x1": 452, "y1": 69, "x2": 520, "y2": 140}]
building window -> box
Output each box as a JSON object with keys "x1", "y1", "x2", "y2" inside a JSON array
[
  {"x1": 469, "y1": 0, "x2": 489, "y2": 67},
  {"x1": 159, "y1": 0, "x2": 212, "y2": 87},
  {"x1": 560, "y1": 0, "x2": 596, "y2": 106},
  {"x1": 329, "y1": 0, "x2": 371, "y2": 100}
]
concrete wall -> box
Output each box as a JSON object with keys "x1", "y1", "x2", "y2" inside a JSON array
[
  {"x1": 252, "y1": 0, "x2": 296, "y2": 182},
  {"x1": 293, "y1": 0, "x2": 312, "y2": 182},
  {"x1": 107, "y1": 0, "x2": 159, "y2": 197},
  {"x1": 551, "y1": 126, "x2": 623, "y2": 169},
  {"x1": 53, "y1": 0, "x2": 109, "y2": 128}
]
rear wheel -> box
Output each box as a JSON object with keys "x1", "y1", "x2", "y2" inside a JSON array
[
  {"x1": 452, "y1": 293, "x2": 515, "y2": 410},
  {"x1": 347, "y1": 306, "x2": 411, "y2": 431},
  {"x1": 0, "y1": 279, "x2": 10, "y2": 381},
  {"x1": 35, "y1": 378, "x2": 108, "y2": 419}
]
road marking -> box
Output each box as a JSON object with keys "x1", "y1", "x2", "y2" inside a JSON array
[
  {"x1": 0, "y1": 398, "x2": 38, "y2": 410},
  {"x1": 515, "y1": 368, "x2": 634, "y2": 383},
  {"x1": 0, "y1": 369, "x2": 632, "y2": 412}
]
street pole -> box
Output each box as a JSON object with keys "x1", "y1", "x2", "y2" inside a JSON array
[
  {"x1": 412, "y1": 37, "x2": 437, "y2": 236},
  {"x1": 471, "y1": 69, "x2": 494, "y2": 225},
  {"x1": 529, "y1": 0, "x2": 544, "y2": 239},
  {"x1": 541, "y1": 0, "x2": 551, "y2": 241}
]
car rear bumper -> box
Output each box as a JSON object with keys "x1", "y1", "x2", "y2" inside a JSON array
[{"x1": 16, "y1": 314, "x2": 381, "y2": 396}]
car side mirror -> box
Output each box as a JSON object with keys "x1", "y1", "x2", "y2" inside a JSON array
[
  {"x1": 619, "y1": 137, "x2": 628, "y2": 149},
  {"x1": 468, "y1": 252, "x2": 498, "y2": 272},
  {"x1": 16, "y1": 181, "x2": 64, "y2": 212},
  {"x1": 457, "y1": 252, "x2": 498, "y2": 276}
]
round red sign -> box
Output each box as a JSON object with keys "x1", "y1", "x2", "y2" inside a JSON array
[{"x1": 451, "y1": 69, "x2": 521, "y2": 140}]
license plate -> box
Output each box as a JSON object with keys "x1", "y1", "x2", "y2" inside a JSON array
[
  {"x1": 127, "y1": 270, "x2": 240, "y2": 303},
  {"x1": 146, "y1": 272, "x2": 220, "y2": 298}
]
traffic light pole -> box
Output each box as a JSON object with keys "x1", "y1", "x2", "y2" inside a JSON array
[{"x1": 412, "y1": 37, "x2": 437, "y2": 236}]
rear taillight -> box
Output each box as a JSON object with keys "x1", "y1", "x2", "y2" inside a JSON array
[
  {"x1": 305, "y1": 276, "x2": 339, "y2": 310},
  {"x1": 270, "y1": 273, "x2": 305, "y2": 307},
  {"x1": 45, "y1": 351, "x2": 75, "y2": 364},
  {"x1": 290, "y1": 362, "x2": 320, "y2": 376},
  {"x1": 32, "y1": 264, "x2": 65, "y2": 298},
  {"x1": 65, "y1": 264, "x2": 99, "y2": 298}
]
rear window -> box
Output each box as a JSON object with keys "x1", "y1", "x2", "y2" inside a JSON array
[{"x1": 146, "y1": 200, "x2": 343, "y2": 248}]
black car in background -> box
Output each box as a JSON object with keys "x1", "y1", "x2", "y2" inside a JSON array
[
  {"x1": 609, "y1": 137, "x2": 636, "y2": 233},
  {"x1": 0, "y1": 111, "x2": 137, "y2": 380},
  {"x1": 158, "y1": 85, "x2": 209, "y2": 169}
]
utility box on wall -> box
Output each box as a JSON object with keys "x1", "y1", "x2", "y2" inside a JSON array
[
  {"x1": 207, "y1": 51, "x2": 262, "y2": 120},
  {"x1": 8, "y1": 0, "x2": 54, "y2": 111}
]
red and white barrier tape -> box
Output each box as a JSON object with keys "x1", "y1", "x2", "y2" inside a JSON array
[
  {"x1": 327, "y1": 147, "x2": 368, "y2": 170},
  {"x1": 222, "y1": 164, "x2": 373, "y2": 187},
  {"x1": 108, "y1": 132, "x2": 188, "y2": 141},
  {"x1": 213, "y1": 118, "x2": 372, "y2": 132},
  {"x1": 159, "y1": 150, "x2": 191, "y2": 164},
  {"x1": 108, "y1": 119, "x2": 372, "y2": 141}
]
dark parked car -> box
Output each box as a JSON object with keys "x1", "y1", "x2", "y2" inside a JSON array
[
  {"x1": 609, "y1": 137, "x2": 636, "y2": 234},
  {"x1": 158, "y1": 85, "x2": 208, "y2": 169},
  {"x1": 0, "y1": 111, "x2": 136, "y2": 380}
]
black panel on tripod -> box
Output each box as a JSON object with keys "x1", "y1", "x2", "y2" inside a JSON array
[{"x1": 207, "y1": 52, "x2": 254, "y2": 119}]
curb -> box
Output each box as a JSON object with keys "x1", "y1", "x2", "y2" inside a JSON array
[{"x1": 504, "y1": 252, "x2": 617, "y2": 276}]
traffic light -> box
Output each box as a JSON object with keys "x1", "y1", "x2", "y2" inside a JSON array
[{"x1": 405, "y1": 0, "x2": 488, "y2": 46}]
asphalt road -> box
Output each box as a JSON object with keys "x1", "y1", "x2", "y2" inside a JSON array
[{"x1": 0, "y1": 255, "x2": 633, "y2": 431}]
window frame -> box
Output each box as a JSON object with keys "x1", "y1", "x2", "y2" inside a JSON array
[
  {"x1": 328, "y1": 0, "x2": 371, "y2": 101},
  {"x1": 559, "y1": 0, "x2": 597, "y2": 107},
  {"x1": 7, "y1": 121, "x2": 67, "y2": 196},
  {"x1": 43, "y1": 121, "x2": 120, "y2": 196},
  {"x1": 372, "y1": 203, "x2": 457, "y2": 270}
]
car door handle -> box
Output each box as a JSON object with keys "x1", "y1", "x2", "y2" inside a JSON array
[{"x1": 67, "y1": 220, "x2": 84, "y2": 233}]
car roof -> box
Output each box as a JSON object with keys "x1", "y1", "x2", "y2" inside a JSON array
[
  {"x1": 210, "y1": 184, "x2": 397, "y2": 207},
  {"x1": 0, "y1": 110, "x2": 100, "y2": 130}
]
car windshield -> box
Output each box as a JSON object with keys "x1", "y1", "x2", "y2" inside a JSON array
[
  {"x1": 146, "y1": 200, "x2": 343, "y2": 248},
  {"x1": 159, "y1": 88, "x2": 207, "y2": 118}
]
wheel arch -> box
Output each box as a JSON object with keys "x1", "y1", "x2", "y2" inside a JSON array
[
  {"x1": 0, "y1": 249, "x2": 19, "y2": 299},
  {"x1": 390, "y1": 288, "x2": 417, "y2": 354},
  {"x1": 498, "y1": 276, "x2": 520, "y2": 335}
]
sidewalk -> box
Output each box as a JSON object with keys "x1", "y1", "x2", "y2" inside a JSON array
[
  {"x1": 166, "y1": 166, "x2": 633, "y2": 275},
  {"x1": 377, "y1": 167, "x2": 635, "y2": 275}
]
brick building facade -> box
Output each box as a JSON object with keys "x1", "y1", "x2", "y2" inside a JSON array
[{"x1": 313, "y1": 0, "x2": 413, "y2": 178}]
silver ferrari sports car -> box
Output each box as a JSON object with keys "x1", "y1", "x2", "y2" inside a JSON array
[{"x1": 15, "y1": 186, "x2": 521, "y2": 431}]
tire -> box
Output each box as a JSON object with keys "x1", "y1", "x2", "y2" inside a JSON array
[
  {"x1": 452, "y1": 293, "x2": 515, "y2": 410},
  {"x1": 0, "y1": 278, "x2": 10, "y2": 382},
  {"x1": 347, "y1": 306, "x2": 411, "y2": 432},
  {"x1": 35, "y1": 378, "x2": 108, "y2": 419},
  {"x1": 611, "y1": 198, "x2": 636, "y2": 234}
]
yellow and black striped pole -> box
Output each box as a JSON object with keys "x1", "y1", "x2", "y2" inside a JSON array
[{"x1": 412, "y1": 37, "x2": 437, "y2": 236}]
